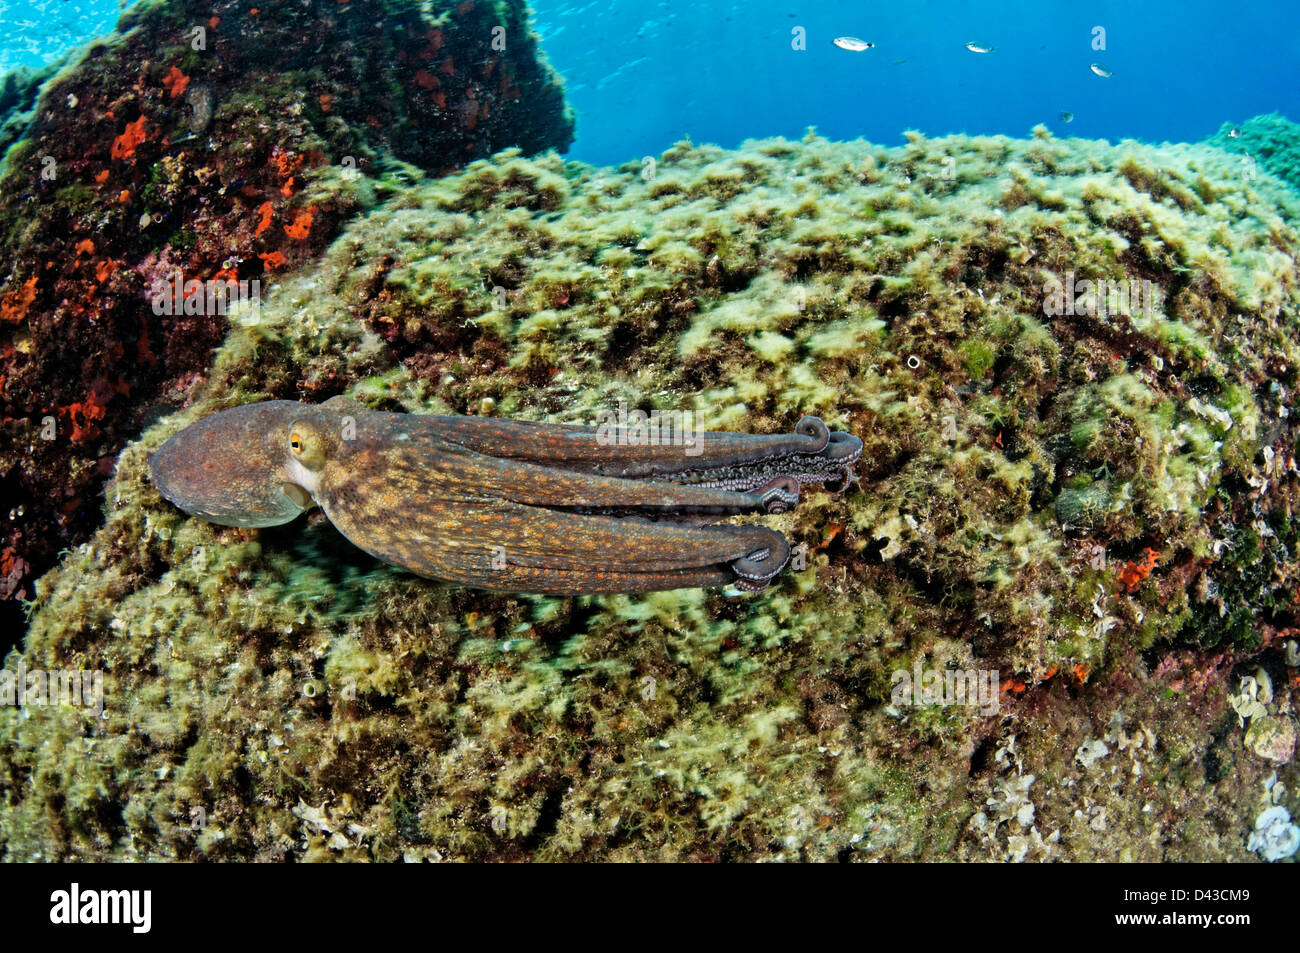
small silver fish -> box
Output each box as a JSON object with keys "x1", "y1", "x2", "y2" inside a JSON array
[
  {"x1": 1228, "y1": 128, "x2": 1241, "y2": 139},
  {"x1": 1060, "y1": 111, "x2": 1074, "y2": 123},
  {"x1": 965, "y1": 41, "x2": 993, "y2": 54},
  {"x1": 1089, "y1": 63, "x2": 1112, "y2": 78},
  {"x1": 833, "y1": 36, "x2": 874, "y2": 51}
]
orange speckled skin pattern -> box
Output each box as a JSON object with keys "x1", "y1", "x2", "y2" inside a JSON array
[{"x1": 150, "y1": 396, "x2": 862, "y2": 594}]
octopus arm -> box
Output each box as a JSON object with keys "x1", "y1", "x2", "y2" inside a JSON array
[
  {"x1": 422, "y1": 412, "x2": 850, "y2": 478},
  {"x1": 317, "y1": 491, "x2": 789, "y2": 595},
  {"x1": 379, "y1": 435, "x2": 795, "y2": 515}
]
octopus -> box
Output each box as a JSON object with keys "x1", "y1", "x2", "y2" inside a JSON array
[{"x1": 149, "y1": 396, "x2": 862, "y2": 595}]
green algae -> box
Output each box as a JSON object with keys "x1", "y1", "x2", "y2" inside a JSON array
[{"x1": 3, "y1": 124, "x2": 1300, "y2": 861}]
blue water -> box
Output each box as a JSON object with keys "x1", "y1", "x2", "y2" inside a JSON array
[
  {"x1": 2, "y1": 0, "x2": 1297, "y2": 164},
  {"x1": 0, "y1": 0, "x2": 126, "y2": 74}
]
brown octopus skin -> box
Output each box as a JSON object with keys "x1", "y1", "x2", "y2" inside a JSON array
[{"x1": 149, "y1": 396, "x2": 862, "y2": 594}]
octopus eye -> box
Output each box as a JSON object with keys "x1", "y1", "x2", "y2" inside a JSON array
[{"x1": 286, "y1": 420, "x2": 329, "y2": 471}]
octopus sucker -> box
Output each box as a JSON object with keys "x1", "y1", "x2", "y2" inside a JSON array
[{"x1": 149, "y1": 396, "x2": 861, "y2": 594}]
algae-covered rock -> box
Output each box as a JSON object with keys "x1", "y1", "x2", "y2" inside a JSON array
[
  {"x1": 1054, "y1": 479, "x2": 1109, "y2": 529},
  {"x1": 3, "y1": 121, "x2": 1300, "y2": 860},
  {"x1": 0, "y1": 57, "x2": 66, "y2": 159},
  {"x1": 1207, "y1": 113, "x2": 1300, "y2": 194},
  {"x1": 1245, "y1": 716, "x2": 1296, "y2": 764}
]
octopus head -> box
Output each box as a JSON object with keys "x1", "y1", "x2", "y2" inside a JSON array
[{"x1": 149, "y1": 400, "x2": 315, "y2": 528}]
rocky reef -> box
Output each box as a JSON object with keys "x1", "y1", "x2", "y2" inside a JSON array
[
  {"x1": 1208, "y1": 113, "x2": 1300, "y2": 195},
  {"x1": 0, "y1": 58, "x2": 65, "y2": 162},
  {"x1": 2, "y1": 117, "x2": 1300, "y2": 860},
  {"x1": 0, "y1": 0, "x2": 573, "y2": 633}
]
